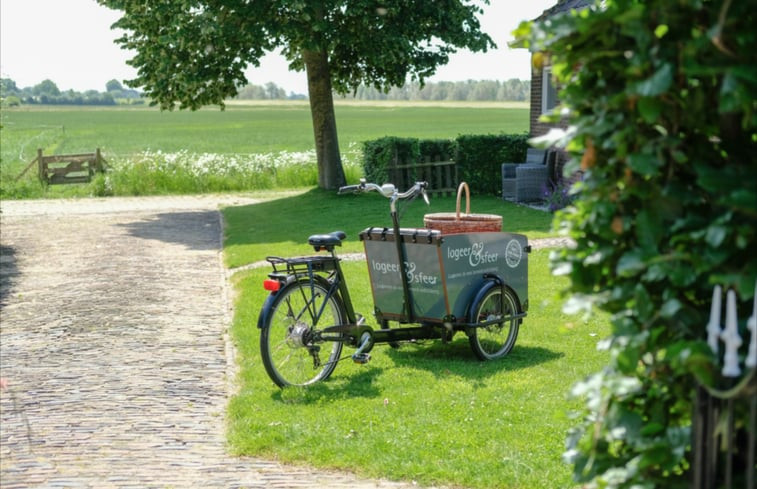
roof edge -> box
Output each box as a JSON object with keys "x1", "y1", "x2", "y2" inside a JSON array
[{"x1": 535, "y1": 0, "x2": 592, "y2": 21}]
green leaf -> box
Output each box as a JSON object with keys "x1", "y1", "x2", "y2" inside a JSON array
[
  {"x1": 660, "y1": 298, "x2": 682, "y2": 318},
  {"x1": 641, "y1": 422, "x2": 664, "y2": 436},
  {"x1": 636, "y1": 209, "x2": 663, "y2": 251},
  {"x1": 634, "y1": 284, "x2": 654, "y2": 319},
  {"x1": 616, "y1": 347, "x2": 640, "y2": 374},
  {"x1": 634, "y1": 63, "x2": 673, "y2": 97},
  {"x1": 638, "y1": 97, "x2": 663, "y2": 123},
  {"x1": 654, "y1": 24, "x2": 669, "y2": 38},
  {"x1": 705, "y1": 225, "x2": 727, "y2": 247},
  {"x1": 628, "y1": 153, "x2": 661, "y2": 175},
  {"x1": 617, "y1": 250, "x2": 647, "y2": 277}
]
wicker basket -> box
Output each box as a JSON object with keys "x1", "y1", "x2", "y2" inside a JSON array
[{"x1": 423, "y1": 182, "x2": 502, "y2": 235}]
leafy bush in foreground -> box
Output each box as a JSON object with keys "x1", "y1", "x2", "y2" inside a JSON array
[{"x1": 515, "y1": 0, "x2": 757, "y2": 487}]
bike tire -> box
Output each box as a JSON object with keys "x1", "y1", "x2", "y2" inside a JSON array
[
  {"x1": 260, "y1": 278, "x2": 346, "y2": 387},
  {"x1": 468, "y1": 285, "x2": 520, "y2": 360}
]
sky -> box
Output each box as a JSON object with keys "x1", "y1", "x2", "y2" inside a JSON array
[{"x1": 0, "y1": 0, "x2": 556, "y2": 95}]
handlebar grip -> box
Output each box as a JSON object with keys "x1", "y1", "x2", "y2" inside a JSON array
[{"x1": 338, "y1": 185, "x2": 361, "y2": 194}]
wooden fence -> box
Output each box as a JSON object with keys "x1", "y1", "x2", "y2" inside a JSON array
[
  {"x1": 387, "y1": 154, "x2": 458, "y2": 196},
  {"x1": 16, "y1": 148, "x2": 106, "y2": 185}
]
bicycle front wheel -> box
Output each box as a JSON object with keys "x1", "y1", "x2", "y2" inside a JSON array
[
  {"x1": 468, "y1": 286, "x2": 520, "y2": 360},
  {"x1": 260, "y1": 279, "x2": 345, "y2": 387}
]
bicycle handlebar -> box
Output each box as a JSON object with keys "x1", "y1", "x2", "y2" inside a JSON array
[
  {"x1": 339, "y1": 179, "x2": 429, "y2": 213},
  {"x1": 337, "y1": 184, "x2": 362, "y2": 195},
  {"x1": 338, "y1": 180, "x2": 428, "y2": 200}
]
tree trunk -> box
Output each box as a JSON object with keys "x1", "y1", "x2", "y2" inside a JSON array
[{"x1": 303, "y1": 49, "x2": 346, "y2": 190}]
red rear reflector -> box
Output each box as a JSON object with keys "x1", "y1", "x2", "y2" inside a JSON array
[{"x1": 263, "y1": 279, "x2": 281, "y2": 292}]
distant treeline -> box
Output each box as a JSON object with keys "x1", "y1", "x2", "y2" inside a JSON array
[
  {"x1": 1, "y1": 78, "x2": 143, "y2": 106},
  {"x1": 338, "y1": 79, "x2": 531, "y2": 102},
  {"x1": 2, "y1": 77, "x2": 530, "y2": 106},
  {"x1": 235, "y1": 79, "x2": 531, "y2": 102}
]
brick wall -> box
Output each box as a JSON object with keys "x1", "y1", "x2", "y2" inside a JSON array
[{"x1": 529, "y1": 63, "x2": 546, "y2": 137}]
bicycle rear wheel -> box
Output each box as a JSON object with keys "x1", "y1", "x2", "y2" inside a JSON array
[{"x1": 260, "y1": 279, "x2": 345, "y2": 387}]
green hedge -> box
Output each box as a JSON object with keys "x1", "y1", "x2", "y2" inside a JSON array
[
  {"x1": 361, "y1": 134, "x2": 528, "y2": 195},
  {"x1": 455, "y1": 134, "x2": 529, "y2": 195},
  {"x1": 362, "y1": 137, "x2": 421, "y2": 184}
]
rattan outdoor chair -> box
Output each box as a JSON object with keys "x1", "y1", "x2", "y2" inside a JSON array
[{"x1": 501, "y1": 148, "x2": 546, "y2": 201}]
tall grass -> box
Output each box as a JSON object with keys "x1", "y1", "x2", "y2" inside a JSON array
[{"x1": 87, "y1": 144, "x2": 364, "y2": 196}]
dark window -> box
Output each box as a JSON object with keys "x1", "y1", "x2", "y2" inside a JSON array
[{"x1": 542, "y1": 66, "x2": 558, "y2": 114}]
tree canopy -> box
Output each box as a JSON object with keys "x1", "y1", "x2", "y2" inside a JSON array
[
  {"x1": 98, "y1": 0, "x2": 495, "y2": 188},
  {"x1": 106, "y1": 79, "x2": 125, "y2": 92},
  {"x1": 32, "y1": 79, "x2": 61, "y2": 97},
  {"x1": 0, "y1": 77, "x2": 141, "y2": 106}
]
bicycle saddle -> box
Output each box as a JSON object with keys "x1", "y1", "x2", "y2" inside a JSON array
[{"x1": 308, "y1": 231, "x2": 346, "y2": 251}]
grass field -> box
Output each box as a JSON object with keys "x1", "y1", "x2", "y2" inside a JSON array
[
  {"x1": 0, "y1": 102, "x2": 528, "y2": 198},
  {"x1": 1, "y1": 102, "x2": 528, "y2": 165}
]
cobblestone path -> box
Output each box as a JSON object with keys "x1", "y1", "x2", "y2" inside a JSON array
[{"x1": 0, "y1": 196, "x2": 431, "y2": 489}]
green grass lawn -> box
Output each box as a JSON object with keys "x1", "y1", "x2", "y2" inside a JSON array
[
  {"x1": 227, "y1": 253, "x2": 608, "y2": 489},
  {"x1": 223, "y1": 192, "x2": 609, "y2": 489}
]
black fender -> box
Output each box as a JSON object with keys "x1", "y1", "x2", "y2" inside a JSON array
[
  {"x1": 256, "y1": 274, "x2": 333, "y2": 329},
  {"x1": 466, "y1": 274, "x2": 522, "y2": 325},
  {"x1": 257, "y1": 292, "x2": 279, "y2": 329}
]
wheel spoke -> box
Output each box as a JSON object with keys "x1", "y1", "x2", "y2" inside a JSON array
[
  {"x1": 260, "y1": 280, "x2": 345, "y2": 387},
  {"x1": 469, "y1": 287, "x2": 519, "y2": 360}
]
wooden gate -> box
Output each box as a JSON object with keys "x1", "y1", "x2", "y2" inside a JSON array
[
  {"x1": 16, "y1": 148, "x2": 106, "y2": 185},
  {"x1": 388, "y1": 154, "x2": 457, "y2": 196}
]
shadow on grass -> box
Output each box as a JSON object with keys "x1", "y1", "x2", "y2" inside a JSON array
[
  {"x1": 271, "y1": 367, "x2": 384, "y2": 404},
  {"x1": 384, "y1": 338, "x2": 563, "y2": 383}
]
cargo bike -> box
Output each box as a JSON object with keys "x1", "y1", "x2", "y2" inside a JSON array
[{"x1": 257, "y1": 180, "x2": 530, "y2": 387}]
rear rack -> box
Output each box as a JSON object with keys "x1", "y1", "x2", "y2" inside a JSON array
[{"x1": 266, "y1": 255, "x2": 339, "y2": 276}]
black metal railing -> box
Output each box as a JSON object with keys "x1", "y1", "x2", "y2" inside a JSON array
[{"x1": 691, "y1": 285, "x2": 757, "y2": 489}]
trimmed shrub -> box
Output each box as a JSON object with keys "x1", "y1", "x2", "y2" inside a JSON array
[
  {"x1": 455, "y1": 134, "x2": 529, "y2": 195},
  {"x1": 362, "y1": 137, "x2": 421, "y2": 184},
  {"x1": 362, "y1": 134, "x2": 529, "y2": 195}
]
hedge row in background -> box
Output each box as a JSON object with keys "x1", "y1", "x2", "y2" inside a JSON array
[{"x1": 362, "y1": 133, "x2": 529, "y2": 194}]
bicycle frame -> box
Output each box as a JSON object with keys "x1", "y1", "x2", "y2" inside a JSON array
[{"x1": 261, "y1": 250, "x2": 368, "y2": 345}]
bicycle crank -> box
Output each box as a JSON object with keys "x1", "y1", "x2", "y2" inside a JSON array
[
  {"x1": 352, "y1": 352, "x2": 371, "y2": 364},
  {"x1": 351, "y1": 331, "x2": 373, "y2": 364}
]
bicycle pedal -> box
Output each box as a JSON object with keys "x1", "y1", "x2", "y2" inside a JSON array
[{"x1": 352, "y1": 353, "x2": 371, "y2": 364}]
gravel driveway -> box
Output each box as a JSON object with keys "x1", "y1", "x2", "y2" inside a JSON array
[{"x1": 0, "y1": 195, "x2": 433, "y2": 489}]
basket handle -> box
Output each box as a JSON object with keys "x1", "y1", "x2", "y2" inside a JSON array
[{"x1": 455, "y1": 182, "x2": 471, "y2": 220}]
